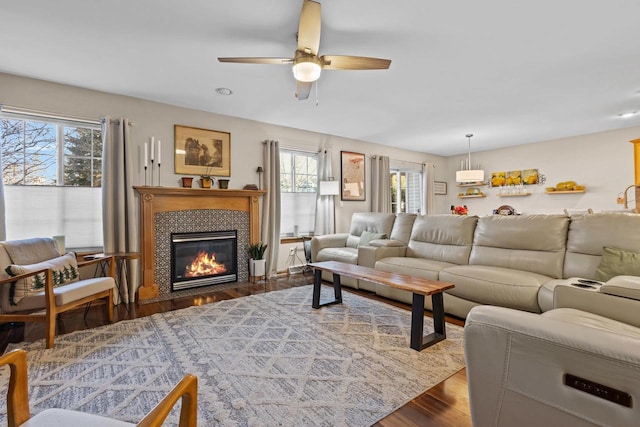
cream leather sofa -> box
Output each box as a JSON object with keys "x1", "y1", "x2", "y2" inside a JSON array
[
  {"x1": 465, "y1": 305, "x2": 640, "y2": 426},
  {"x1": 339, "y1": 212, "x2": 640, "y2": 319}
]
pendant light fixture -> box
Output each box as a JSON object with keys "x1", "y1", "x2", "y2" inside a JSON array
[{"x1": 456, "y1": 133, "x2": 485, "y2": 183}]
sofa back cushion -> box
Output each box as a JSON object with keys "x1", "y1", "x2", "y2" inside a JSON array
[
  {"x1": 346, "y1": 213, "x2": 396, "y2": 248},
  {"x1": 389, "y1": 213, "x2": 417, "y2": 244},
  {"x1": 406, "y1": 215, "x2": 478, "y2": 265},
  {"x1": 469, "y1": 214, "x2": 569, "y2": 278},
  {"x1": 564, "y1": 213, "x2": 640, "y2": 279}
]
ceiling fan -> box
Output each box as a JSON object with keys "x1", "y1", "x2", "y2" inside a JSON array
[{"x1": 218, "y1": 0, "x2": 391, "y2": 100}]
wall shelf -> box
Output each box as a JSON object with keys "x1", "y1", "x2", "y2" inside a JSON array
[
  {"x1": 545, "y1": 190, "x2": 586, "y2": 194},
  {"x1": 497, "y1": 192, "x2": 531, "y2": 197},
  {"x1": 458, "y1": 194, "x2": 487, "y2": 199},
  {"x1": 457, "y1": 182, "x2": 487, "y2": 187}
]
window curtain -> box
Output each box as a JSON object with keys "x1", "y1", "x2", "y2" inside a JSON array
[
  {"x1": 261, "y1": 140, "x2": 281, "y2": 278},
  {"x1": 102, "y1": 117, "x2": 139, "y2": 304},
  {"x1": 422, "y1": 162, "x2": 436, "y2": 215},
  {"x1": 314, "y1": 149, "x2": 335, "y2": 235},
  {"x1": 371, "y1": 155, "x2": 391, "y2": 213},
  {"x1": 0, "y1": 146, "x2": 5, "y2": 241}
]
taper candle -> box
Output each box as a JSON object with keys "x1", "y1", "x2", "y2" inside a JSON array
[
  {"x1": 144, "y1": 142, "x2": 148, "y2": 168},
  {"x1": 150, "y1": 136, "x2": 155, "y2": 161},
  {"x1": 157, "y1": 140, "x2": 161, "y2": 164}
]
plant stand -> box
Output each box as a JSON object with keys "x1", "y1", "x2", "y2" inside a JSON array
[{"x1": 249, "y1": 258, "x2": 266, "y2": 283}]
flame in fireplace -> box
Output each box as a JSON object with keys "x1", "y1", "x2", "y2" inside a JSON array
[{"x1": 185, "y1": 251, "x2": 227, "y2": 277}]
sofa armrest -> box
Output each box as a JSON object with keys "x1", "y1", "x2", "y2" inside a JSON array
[
  {"x1": 465, "y1": 305, "x2": 640, "y2": 427},
  {"x1": 357, "y1": 245, "x2": 407, "y2": 269},
  {"x1": 600, "y1": 275, "x2": 640, "y2": 300},
  {"x1": 369, "y1": 239, "x2": 405, "y2": 248},
  {"x1": 310, "y1": 233, "x2": 349, "y2": 262},
  {"x1": 554, "y1": 284, "x2": 640, "y2": 328}
]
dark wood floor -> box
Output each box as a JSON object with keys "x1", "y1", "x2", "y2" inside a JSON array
[{"x1": 0, "y1": 274, "x2": 471, "y2": 427}]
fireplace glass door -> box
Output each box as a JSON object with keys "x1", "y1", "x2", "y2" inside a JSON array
[{"x1": 171, "y1": 230, "x2": 237, "y2": 291}]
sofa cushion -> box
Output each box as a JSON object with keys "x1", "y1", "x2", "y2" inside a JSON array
[
  {"x1": 469, "y1": 214, "x2": 568, "y2": 279},
  {"x1": 315, "y1": 247, "x2": 358, "y2": 264},
  {"x1": 388, "y1": 213, "x2": 417, "y2": 244},
  {"x1": 345, "y1": 213, "x2": 395, "y2": 248},
  {"x1": 6, "y1": 252, "x2": 79, "y2": 305},
  {"x1": 375, "y1": 256, "x2": 457, "y2": 280},
  {"x1": 358, "y1": 231, "x2": 386, "y2": 247},
  {"x1": 440, "y1": 265, "x2": 550, "y2": 312},
  {"x1": 564, "y1": 213, "x2": 640, "y2": 279},
  {"x1": 594, "y1": 247, "x2": 640, "y2": 282},
  {"x1": 406, "y1": 215, "x2": 478, "y2": 265}
]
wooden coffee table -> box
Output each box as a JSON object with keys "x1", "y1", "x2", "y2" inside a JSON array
[{"x1": 310, "y1": 261, "x2": 455, "y2": 351}]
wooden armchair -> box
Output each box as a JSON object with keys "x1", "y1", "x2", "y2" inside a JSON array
[
  {"x1": 0, "y1": 238, "x2": 116, "y2": 348},
  {"x1": 1, "y1": 349, "x2": 198, "y2": 427}
]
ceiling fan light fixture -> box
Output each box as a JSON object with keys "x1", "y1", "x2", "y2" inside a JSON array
[{"x1": 292, "y1": 54, "x2": 322, "y2": 82}]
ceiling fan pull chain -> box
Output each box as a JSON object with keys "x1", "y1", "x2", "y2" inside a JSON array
[{"x1": 315, "y1": 80, "x2": 319, "y2": 106}]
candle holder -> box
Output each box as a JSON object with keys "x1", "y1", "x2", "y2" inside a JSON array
[
  {"x1": 150, "y1": 159, "x2": 154, "y2": 186},
  {"x1": 144, "y1": 166, "x2": 148, "y2": 186},
  {"x1": 157, "y1": 163, "x2": 162, "y2": 186}
]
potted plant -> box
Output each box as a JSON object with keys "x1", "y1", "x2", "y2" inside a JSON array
[
  {"x1": 247, "y1": 242, "x2": 268, "y2": 280},
  {"x1": 200, "y1": 166, "x2": 214, "y2": 189}
]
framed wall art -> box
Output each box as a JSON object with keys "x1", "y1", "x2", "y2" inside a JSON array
[
  {"x1": 340, "y1": 151, "x2": 365, "y2": 201},
  {"x1": 174, "y1": 125, "x2": 230, "y2": 177},
  {"x1": 434, "y1": 181, "x2": 447, "y2": 195}
]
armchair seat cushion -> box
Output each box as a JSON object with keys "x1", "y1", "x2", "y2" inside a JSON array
[
  {"x1": 440, "y1": 265, "x2": 551, "y2": 312},
  {"x1": 24, "y1": 408, "x2": 134, "y2": 427},
  {"x1": 315, "y1": 247, "x2": 358, "y2": 264},
  {"x1": 376, "y1": 256, "x2": 457, "y2": 281},
  {"x1": 2, "y1": 276, "x2": 115, "y2": 313}
]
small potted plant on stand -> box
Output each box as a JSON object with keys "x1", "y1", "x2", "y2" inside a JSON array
[{"x1": 247, "y1": 242, "x2": 268, "y2": 282}]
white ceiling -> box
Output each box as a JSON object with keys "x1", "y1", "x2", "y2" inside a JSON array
[{"x1": 2, "y1": 0, "x2": 640, "y2": 156}]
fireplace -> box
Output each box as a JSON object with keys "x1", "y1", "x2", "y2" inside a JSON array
[{"x1": 171, "y1": 230, "x2": 238, "y2": 291}]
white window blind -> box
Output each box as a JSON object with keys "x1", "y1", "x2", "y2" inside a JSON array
[
  {"x1": 1, "y1": 113, "x2": 103, "y2": 249},
  {"x1": 280, "y1": 149, "x2": 318, "y2": 236}
]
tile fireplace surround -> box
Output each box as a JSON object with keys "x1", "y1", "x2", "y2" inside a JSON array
[{"x1": 134, "y1": 187, "x2": 265, "y2": 301}]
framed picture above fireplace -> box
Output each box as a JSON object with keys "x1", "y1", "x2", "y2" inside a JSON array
[{"x1": 174, "y1": 125, "x2": 231, "y2": 177}]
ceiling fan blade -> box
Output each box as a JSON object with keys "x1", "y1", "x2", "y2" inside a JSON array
[
  {"x1": 297, "y1": 0, "x2": 321, "y2": 55},
  {"x1": 218, "y1": 57, "x2": 293, "y2": 65},
  {"x1": 295, "y1": 80, "x2": 313, "y2": 100},
  {"x1": 320, "y1": 55, "x2": 391, "y2": 70}
]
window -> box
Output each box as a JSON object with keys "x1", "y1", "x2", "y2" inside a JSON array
[
  {"x1": 280, "y1": 149, "x2": 318, "y2": 237},
  {"x1": 1, "y1": 115, "x2": 103, "y2": 248},
  {"x1": 390, "y1": 168, "x2": 423, "y2": 214}
]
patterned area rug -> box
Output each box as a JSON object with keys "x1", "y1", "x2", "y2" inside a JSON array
[{"x1": 1, "y1": 285, "x2": 465, "y2": 426}]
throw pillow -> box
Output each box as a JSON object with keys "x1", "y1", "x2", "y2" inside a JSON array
[
  {"x1": 594, "y1": 247, "x2": 640, "y2": 282},
  {"x1": 358, "y1": 231, "x2": 386, "y2": 247},
  {"x1": 6, "y1": 252, "x2": 79, "y2": 305}
]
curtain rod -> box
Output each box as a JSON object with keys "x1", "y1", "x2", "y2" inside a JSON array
[
  {"x1": 0, "y1": 104, "x2": 101, "y2": 126},
  {"x1": 100, "y1": 117, "x2": 135, "y2": 126}
]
